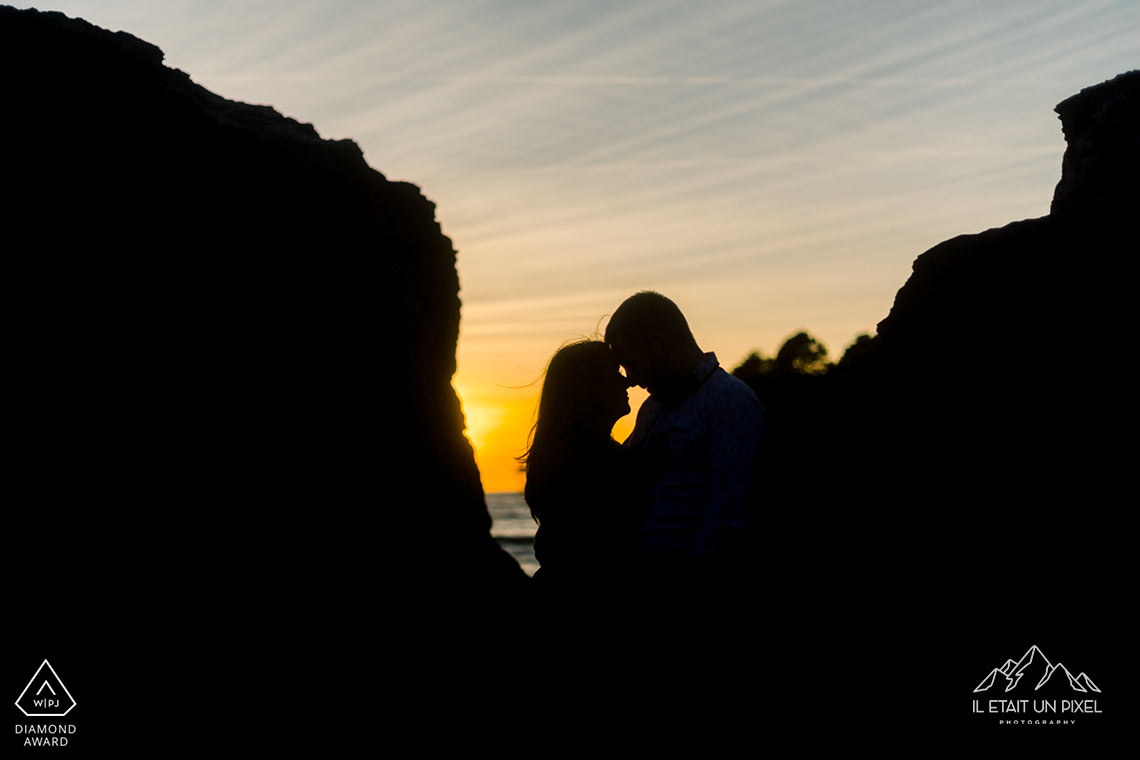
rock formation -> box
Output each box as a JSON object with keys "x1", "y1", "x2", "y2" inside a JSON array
[
  {"x1": 729, "y1": 71, "x2": 1135, "y2": 741},
  {"x1": 859, "y1": 70, "x2": 1137, "y2": 545},
  {"x1": 1051, "y1": 71, "x2": 1140, "y2": 215},
  {"x1": 805, "y1": 71, "x2": 1135, "y2": 738},
  {"x1": 0, "y1": 5, "x2": 526, "y2": 686}
]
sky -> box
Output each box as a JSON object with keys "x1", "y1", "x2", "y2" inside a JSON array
[{"x1": 27, "y1": 0, "x2": 1139, "y2": 492}]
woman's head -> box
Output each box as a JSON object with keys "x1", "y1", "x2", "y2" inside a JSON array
[{"x1": 521, "y1": 339, "x2": 631, "y2": 472}]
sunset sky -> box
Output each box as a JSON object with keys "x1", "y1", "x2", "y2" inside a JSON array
[{"x1": 33, "y1": 1, "x2": 1138, "y2": 492}]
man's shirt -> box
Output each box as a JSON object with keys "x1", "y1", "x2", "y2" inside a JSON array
[{"x1": 624, "y1": 352, "x2": 767, "y2": 556}]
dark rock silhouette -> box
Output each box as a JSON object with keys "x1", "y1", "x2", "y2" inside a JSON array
[
  {"x1": 1051, "y1": 71, "x2": 1140, "y2": 215},
  {"x1": 737, "y1": 71, "x2": 1135, "y2": 741},
  {"x1": 0, "y1": 5, "x2": 525, "y2": 721},
  {"x1": 840, "y1": 70, "x2": 1136, "y2": 594}
]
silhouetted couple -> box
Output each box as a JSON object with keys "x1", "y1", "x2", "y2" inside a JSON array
[{"x1": 523, "y1": 291, "x2": 766, "y2": 626}]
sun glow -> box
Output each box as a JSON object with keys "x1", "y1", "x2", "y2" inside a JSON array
[
  {"x1": 456, "y1": 382, "x2": 536, "y2": 494},
  {"x1": 456, "y1": 374, "x2": 648, "y2": 495},
  {"x1": 459, "y1": 399, "x2": 505, "y2": 456},
  {"x1": 456, "y1": 375, "x2": 647, "y2": 495}
]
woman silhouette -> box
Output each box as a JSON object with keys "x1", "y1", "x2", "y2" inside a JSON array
[{"x1": 521, "y1": 340, "x2": 642, "y2": 598}]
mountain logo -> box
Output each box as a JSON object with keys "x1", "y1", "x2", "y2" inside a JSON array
[
  {"x1": 973, "y1": 645, "x2": 1101, "y2": 695},
  {"x1": 15, "y1": 660, "x2": 77, "y2": 717}
]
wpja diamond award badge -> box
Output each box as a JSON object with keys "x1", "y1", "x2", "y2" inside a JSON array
[{"x1": 14, "y1": 660, "x2": 77, "y2": 748}]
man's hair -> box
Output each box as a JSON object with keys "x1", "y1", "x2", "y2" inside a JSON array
[{"x1": 605, "y1": 290, "x2": 697, "y2": 348}]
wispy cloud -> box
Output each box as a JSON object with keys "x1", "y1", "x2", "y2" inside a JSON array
[{"x1": 33, "y1": 0, "x2": 1140, "y2": 488}]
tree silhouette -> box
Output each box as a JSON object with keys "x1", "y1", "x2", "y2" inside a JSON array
[
  {"x1": 772, "y1": 332, "x2": 830, "y2": 375},
  {"x1": 733, "y1": 351, "x2": 773, "y2": 380},
  {"x1": 734, "y1": 331, "x2": 830, "y2": 382}
]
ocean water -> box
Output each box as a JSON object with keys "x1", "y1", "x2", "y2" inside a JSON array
[{"x1": 486, "y1": 492, "x2": 538, "y2": 576}]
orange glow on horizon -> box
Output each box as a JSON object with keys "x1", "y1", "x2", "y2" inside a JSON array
[{"x1": 457, "y1": 380, "x2": 646, "y2": 495}]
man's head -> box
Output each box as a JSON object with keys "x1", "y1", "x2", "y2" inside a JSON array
[{"x1": 604, "y1": 291, "x2": 703, "y2": 394}]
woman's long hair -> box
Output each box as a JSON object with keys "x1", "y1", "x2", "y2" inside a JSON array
[{"x1": 520, "y1": 340, "x2": 615, "y2": 520}]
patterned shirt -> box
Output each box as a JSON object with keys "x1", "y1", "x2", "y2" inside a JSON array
[{"x1": 624, "y1": 352, "x2": 766, "y2": 556}]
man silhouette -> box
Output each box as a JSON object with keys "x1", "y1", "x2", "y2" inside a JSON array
[{"x1": 605, "y1": 291, "x2": 766, "y2": 570}]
